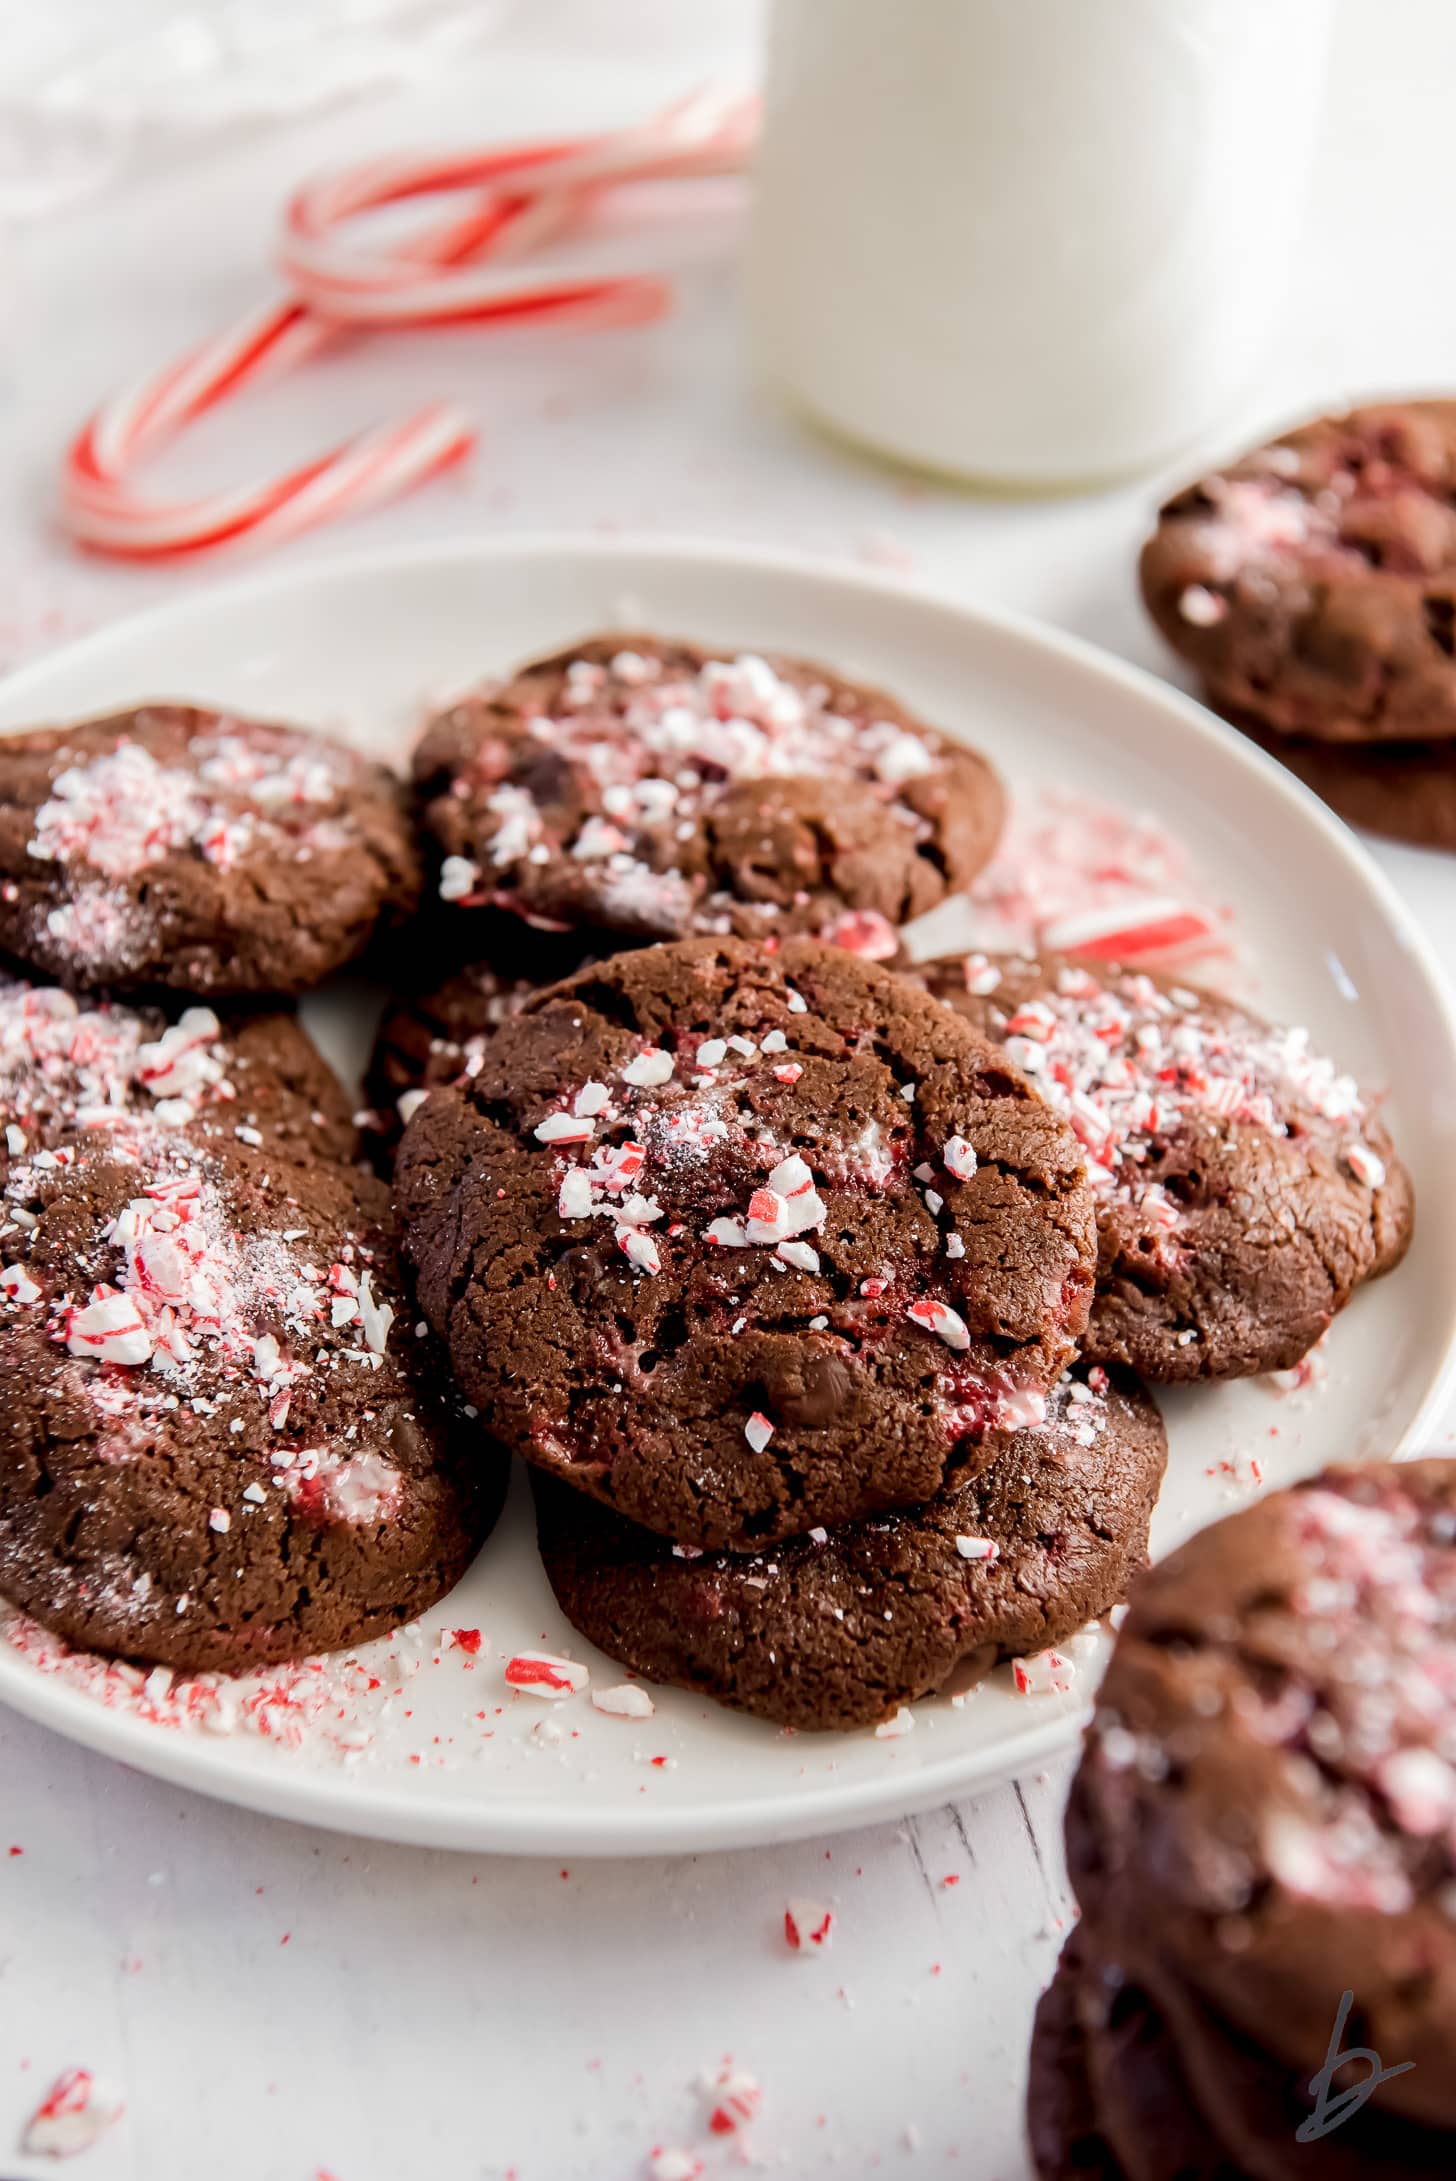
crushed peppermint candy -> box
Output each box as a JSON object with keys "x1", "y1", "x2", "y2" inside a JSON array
[
  {"x1": 905, "y1": 1298, "x2": 970, "y2": 1352},
  {"x1": 1, "y1": 982, "x2": 232, "y2": 1139},
  {"x1": 744, "y1": 1411, "x2": 775, "y2": 1454},
  {"x1": 875, "y1": 1705, "x2": 916, "y2": 1738},
  {"x1": 647, "y1": 2152, "x2": 703, "y2": 2181},
  {"x1": 21, "y1": 2068, "x2": 124, "y2": 2159},
  {"x1": 821, "y1": 907, "x2": 900, "y2": 960},
  {"x1": 784, "y1": 1898, "x2": 834, "y2": 1952},
  {"x1": 27, "y1": 729, "x2": 354, "y2": 882},
  {"x1": 592, "y1": 1682, "x2": 656, "y2": 1720},
  {"x1": 700, "y1": 2065, "x2": 763, "y2": 2136},
  {"x1": 1013, "y1": 1649, "x2": 1077, "y2": 1697},
  {"x1": 0, "y1": 1600, "x2": 510, "y2": 1766},
  {"x1": 947, "y1": 960, "x2": 1384, "y2": 1241},
  {"x1": 954, "y1": 1535, "x2": 1000, "y2": 1563},
  {"x1": 963, "y1": 791, "x2": 1230, "y2": 972},
  {"x1": 0, "y1": 978, "x2": 416, "y2": 1525},
  {"x1": 942, "y1": 1134, "x2": 978, "y2": 1181}
]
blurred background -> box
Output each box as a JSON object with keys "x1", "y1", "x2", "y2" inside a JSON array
[{"x1": 3, "y1": 0, "x2": 1452, "y2": 684}]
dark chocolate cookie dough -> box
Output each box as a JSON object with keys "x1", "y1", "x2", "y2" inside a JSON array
[
  {"x1": 1140, "y1": 400, "x2": 1456, "y2": 745},
  {"x1": 918, "y1": 952, "x2": 1411, "y2": 1380},
  {"x1": 413, "y1": 633, "x2": 1004, "y2": 948},
  {"x1": 1044, "y1": 1932, "x2": 1452, "y2": 2181},
  {"x1": 0, "y1": 982, "x2": 500, "y2": 1670},
  {"x1": 396, "y1": 936, "x2": 1097, "y2": 1551},
  {"x1": 0, "y1": 704, "x2": 421, "y2": 997},
  {"x1": 535, "y1": 1363, "x2": 1165, "y2": 1731}
]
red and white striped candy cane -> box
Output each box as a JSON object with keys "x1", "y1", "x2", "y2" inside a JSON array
[{"x1": 61, "y1": 90, "x2": 755, "y2": 563}]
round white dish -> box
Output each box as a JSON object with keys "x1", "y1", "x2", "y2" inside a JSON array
[{"x1": 0, "y1": 535, "x2": 1452, "y2": 1855}]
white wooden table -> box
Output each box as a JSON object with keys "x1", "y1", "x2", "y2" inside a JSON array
[{"x1": 1, "y1": 4, "x2": 1453, "y2": 2174}]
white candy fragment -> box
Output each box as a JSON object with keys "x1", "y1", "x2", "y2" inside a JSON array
[
  {"x1": 784, "y1": 1898, "x2": 834, "y2": 1951},
  {"x1": 942, "y1": 1135, "x2": 978, "y2": 1182},
  {"x1": 621, "y1": 1047, "x2": 674, "y2": 1089},
  {"x1": 904, "y1": 1297, "x2": 970, "y2": 1351},
  {"x1": 591, "y1": 1683, "x2": 656, "y2": 1720}
]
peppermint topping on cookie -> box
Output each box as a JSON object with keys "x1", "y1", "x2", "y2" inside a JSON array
[
  {"x1": 27, "y1": 731, "x2": 351, "y2": 881},
  {"x1": 969, "y1": 962, "x2": 1383, "y2": 1226},
  {"x1": 1, "y1": 981, "x2": 231, "y2": 1137},
  {"x1": 536, "y1": 1041, "x2": 835, "y2": 1280},
  {"x1": 0, "y1": 979, "x2": 411, "y2": 1523}
]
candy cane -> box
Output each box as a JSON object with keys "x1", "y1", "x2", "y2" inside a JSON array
[{"x1": 61, "y1": 90, "x2": 756, "y2": 563}]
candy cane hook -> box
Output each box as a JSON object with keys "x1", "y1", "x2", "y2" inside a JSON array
[{"x1": 61, "y1": 90, "x2": 756, "y2": 562}]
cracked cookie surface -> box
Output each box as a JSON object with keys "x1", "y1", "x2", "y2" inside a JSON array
[
  {"x1": 534, "y1": 1362, "x2": 1164, "y2": 1730},
  {"x1": 395, "y1": 936, "x2": 1096, "y2": 1550}
]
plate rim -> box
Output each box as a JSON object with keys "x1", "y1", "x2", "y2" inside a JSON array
[{"x1": 2, "y1": 528, "x2": 1454, "y2": 1854}]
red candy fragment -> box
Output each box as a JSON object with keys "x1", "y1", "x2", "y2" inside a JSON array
[{"x1": 504, "y1": 1651, "x2": 589, "y2": 1698}]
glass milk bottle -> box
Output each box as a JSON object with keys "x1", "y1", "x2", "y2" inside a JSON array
[{"x1": 748, "y1": 0, "x2": 1332, "y2": 488}]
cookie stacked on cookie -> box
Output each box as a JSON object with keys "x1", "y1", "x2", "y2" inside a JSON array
[
  {"x1": 0, "y1": 699, "x2": 510, "y2": 1674},
  {"x1": 1141, "y1": 399, "x2": 1456, "y2": 850},
  {"x1": 393, "y1": 934, "x2": 1178, "y2": 1726},
  {"x1": 378, "y1": 631, "x2": 1413, "y2": 1729},
  {"x1": 1030, "y1": 1459, "x2": 1456, "y2": 2178}
]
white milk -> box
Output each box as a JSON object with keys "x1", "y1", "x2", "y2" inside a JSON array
[{"x1": 748, "y1": 0, "x2": 1332, "y2": 487}]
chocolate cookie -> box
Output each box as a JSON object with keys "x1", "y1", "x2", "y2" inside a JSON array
[
  {"x1": 1033, "y1": 1912, "x2": 1453, "y2": 2179},
  {"x1": 1224, "y1": 703, "x2": 1456, "y2": 851},
  {"x1": 0, "y1": 975, "x2": 359, "y2": 1171},
  {"x1": 534, "y1": 1363, "x2": 1164, "y2": 1731},
  {"x1": 0, "y1": 704, "x2": 421, "y2": 997},
  {"x1": 412, "y1": 634, "x2": 1004, "y2": 948},
  {"x1": 918, "y1": 952, "x2": 1412, "y2": 1380},
  {"x1": 1140, "y1": 400, "x2": 1456, "y2": 745},
  {"x1": 396, "y1": 936, "x2": 1097, "y2": 1551},
  {"x1": 1028, "y1": 1941, "x2": 1126, "y2": 2181},
  {"x1": 0, "y1": 988, "x2": 500, "y2": 1670},
  {"x1": 1067, "y1": 1459, "x2": 1456, "y2": 2135}
]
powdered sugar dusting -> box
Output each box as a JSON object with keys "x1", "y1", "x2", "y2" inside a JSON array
[{"x1": 1, "y1": 974, "x2": 404, "y2": 1522}]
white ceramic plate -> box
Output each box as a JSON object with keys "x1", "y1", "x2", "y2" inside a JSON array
[{"x1": 1, "y1": 536, "x2": 1454, "y2": 1855}]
